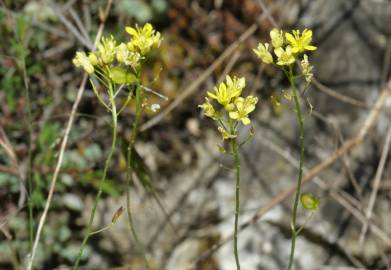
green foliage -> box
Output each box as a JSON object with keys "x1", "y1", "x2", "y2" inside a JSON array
[{"x1": 116, "y1": 0, "x2": 168, "y2": 23}]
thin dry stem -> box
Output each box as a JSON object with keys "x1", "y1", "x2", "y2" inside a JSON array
[
  {"x1": 359, "y1": 124, "x2": 391, "y2": 245},
  {"x1": 26, "y1": 1, "x2": 113, "y2": 269}
]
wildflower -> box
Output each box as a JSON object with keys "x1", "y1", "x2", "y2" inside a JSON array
[
  {"x1": 226, "y1": 75, "x2": 246, "y2": 95},
  {"x1": 274, "y1": 46, "x2": 295, "y2": 66},
  {"x1": 98, "y1": 36, "x2": 117, "y2": 64},
  {"x1": 116, "y1": 43, "x2": 142, "y2": 68},
  {"x1": 207, "y1": 75, "x2": 244, "y2": 108},
  {"x1": 126, "y1": 23, "x2": 162, "y2": 55},
  {"x1": 300, "y1": 193, "x2": 319, "y2": 211},
  {"x1": 285, "y1": 29, "x2": 317, "y2": 54},
  {"x1": 229, "y1": 96, "x2": 258, "y2": 125},
  {"x1": 73, "y1": 52, "x2": 94, "y2": 74},
  {"x1": 253, "y1": 43, "x2": 273, "y2": 64},
  {"x1": 300, "y1": 54, "x2": 313, "y2": 82},
  {"x1": 270, "y1": 28, "x2": 284, "y2": 49},
  {"x1": 199, "y1": 98, "x2": 217, "y2": 119}
]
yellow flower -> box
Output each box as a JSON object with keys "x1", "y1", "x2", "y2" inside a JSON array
[
  {"x1": 126, "y1": 23, "x2": 162, "y2": 55},
  {"x1": 253, "y1": 43, "x2": 273, "y2": 64},
  {"x1": 116, "y1": 43, "x2": 142, "y2": 68},
  {"x1": 198, "y1": 98, "x2": 217, "y2": 119},
  {"x1": 274, "y1": 46, "x2": 295, "y2": 66},
  {"x1": 72, "y1": 51, "x2": 94, "y2": 74},
  {"x1": 270, "y1": 28, "x2": 284, "y2": 49},
  {"x1": 301, "y1": 54, "x2": 313, "y2": 82},
  {"x1": 229, "y1": 96, "x2": 258, "y2": 125},
  {"x1": 98, "y1": 36, "x2": 117, "y2": 64},
  {"x1": 285, "y1": 29, "x2": 317, "y2": 54},
  {"x1": 207, "y1": 75, "x2": 245, "y2": 107}
]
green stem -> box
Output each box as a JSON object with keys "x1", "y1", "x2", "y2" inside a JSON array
[
  {"x1": 231, "y1": 137, "x2": 241, "y2": 270},
  {"x1": 125, "y1": 80, "x2": 151, "y2": 270},
  {"x1": 287, "y1": 66, "x2": 305, "y2": 270},
  {"x1": 72, "y1": 84, "x2": 118, "y2": 270}
]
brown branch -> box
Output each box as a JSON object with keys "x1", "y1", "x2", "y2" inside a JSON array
[{"x1": 311, "y1": 77, "x2": 368, "y2": 108}]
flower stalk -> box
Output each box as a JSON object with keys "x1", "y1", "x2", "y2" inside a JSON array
[
  {"x1": 125, "y1": 79, "x2": 152, "y2": 270},
  {"x1": 71, "y1": 23, "x2": 162, "y2": 269},
  {"x1": 231, "y1": 137, "x2": 241, "y2": 270},
  {"x1": 287, "y1": 65, "x2": 305, "y2": 270},
  {"x1": 199, "y1": 75, "x2": 258, "y2": 270},
  {"x1": 253, "y1": 28, "x2": 319, "y2": 270}
]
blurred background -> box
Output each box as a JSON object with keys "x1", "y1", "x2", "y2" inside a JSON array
[{"x1": 1, "y1": 0, "x2": 391, "y2": 269}]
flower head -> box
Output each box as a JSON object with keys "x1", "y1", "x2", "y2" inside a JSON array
[
  {"x1": 274, "y1": 46, "x2": 295, "y2": 66},
  {"x1": 253, "y1": 43, "x2": 273, "y2": 64},
  {"x1": 126, "y1": 23, "x2": 162, "y2": 55},
  {"x1": 285, "y1": 29, "x2": 317, "y2": 54},
  {"x1": 116, "y1": 43, "x2": 142, "y2": 69},
  {"x1": 207, "y1": 75, "x2": 245, "y2": 108},
  {"x1": 270, "y1": 28, "x2": 284, "y2": 49},
  {"x1": 229, "y1": 96, "x2": 258, "y2": 125},
  {"x1": 199, "y1": 98, "x2": 218, "y2": 120},
  {"x1": 73, "y1": 52, "x2": 94, "y2": 74},
  {"x1": 301, "y1": 54, "x2": 313, "y2": 82},
  {"x1": 98, "y1": 35, "x2": 117, "y2": 64}
]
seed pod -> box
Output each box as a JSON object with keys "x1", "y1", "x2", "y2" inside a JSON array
[
  {"x1": 300, "y1": 193, "x2": 319, "y2": 211},
  {"x1": 111, "y1": 206, "x2": 124, "y2": 224}
]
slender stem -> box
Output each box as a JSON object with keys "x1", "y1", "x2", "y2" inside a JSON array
[
  {"x1": 125, "y1": 80, "x2": 151, "y2": 269},
  {"x1": 20, "y1": 48, "x2": 34, "y2": 249},
  {"x1": 295, "y1": 211, "x2": 314, "y2": 236},
  {"x1": 89, "y1": 224, "x2": 111, "y2": 236},
  {"x1": 72, "y1": 84, "x2": 118, "y2": 270},
  {"x1": 231, "y1": 137, "x2": 241, "y2": 270},
  {"x1": 287, "y1": 65, "x2": 305, "y2": 270}
]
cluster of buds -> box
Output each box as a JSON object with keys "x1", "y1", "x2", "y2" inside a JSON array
[
  {"x1": 73, "y1": 23, "x2": 162, "y2": 85},
  {"x1": 199, "y1": 75, "x2": 258, "y2": 140},
  {"x1": 253, "y1": 28, "x2": 316, "y2": 82}
]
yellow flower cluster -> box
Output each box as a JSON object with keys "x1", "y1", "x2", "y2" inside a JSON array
[
  {"x1": 126, "y1": 23, "x2": 162, "y2": 55},
  {"x1": 253, "y1": 28, "x2": 317, "y2": 72},
  {"x1": 199, "y1": 75, "x2": 258, "y2": 140},
  {"x1": 72, "y1": 23, "x2": 162, "y2": 84}
]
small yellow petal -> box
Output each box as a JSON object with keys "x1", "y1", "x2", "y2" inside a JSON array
[
  {"x1": 229, "y1": 111, "x2": 239, "y2": 119},
  {"x1": 241, "y1": 117, "x2": 251, "y2": 125}
]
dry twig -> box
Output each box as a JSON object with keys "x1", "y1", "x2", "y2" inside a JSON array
[
  {"x1": 26, "y1": 1, "x2": 113, "y2": 269},
  {"x1": 359, "y1": 124, "x2": 391, "y2": 246}
]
